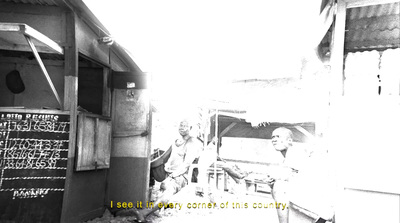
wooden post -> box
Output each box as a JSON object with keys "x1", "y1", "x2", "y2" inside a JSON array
[
  {"x1": 102, "y1": 68, "x2": 111, "y2": 117},
  {"x1": 24, "y1": 35, "x2": 62, "y2": 108},
  {"x1": 202, "y1": 108, "x2": 210, "y2": 149},
  {"x1": 329, "y1": 0, "x2": 347, "y2": 96},
  {"x1": 60, "y1": 11, "x2": 78, "y2": 223},
  {"x1": 214, "y1": 109, "x2": 218, "y2": 188},
  {"x1": 220, "y1": 122, "x2": 237, "y2": 138},
  {"x1": 63, "y1": 12, "x2": 79, "y2": 157}
]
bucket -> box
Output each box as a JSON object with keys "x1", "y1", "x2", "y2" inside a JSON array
[{"x1": 150, "y1": 146, "x2": 172, "y2": 182}]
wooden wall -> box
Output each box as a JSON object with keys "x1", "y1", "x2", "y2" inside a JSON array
[
  {"x1": 0, "y1": 59, "x2": 64, "y2": 109},
  {"x1": 0, "y1": 2, "x2": 147, "y2": 222},
  {"x1": 75, "y1": 18, "x2": 109, "y2": 66}
]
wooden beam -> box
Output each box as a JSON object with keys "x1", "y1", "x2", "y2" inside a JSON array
[
  {"x1": 23, "y1": 24, "x2": 64, "y2": 54},
  {"x1": 94, "y1": 117, "x2": 99, "y2": 169},
  {"x1": 223, "y1": 158, "x2": 270, "y2": 166},
  {"x1": 0, "y1": 43, "x2": 61, "y2": 54},
  {"x1": 60, "y1": 11, "x2": 78, "y2": 223},
  {"x1": 102, "y1": 68, "x2": 111, "y2": 116},
  {"x1": 214, "y1": 110, "x2": 219, "y2": 188},
  {"x1": 0, "y1": 23, "x2": 63, "y2": 54},
  {"x1": 63, "y1": 11, "x2": 78, "y2": 154},
  {"x1": 294, "y1": 125, "x2": 315, "y2": 139},
  {"x1": 329, "y1": 0, "x2": 347, "y2": 96},
  {"x1": 345, "y1": 0, "x2": 399, "y2": 8},
  {"x1": 25, "y1": 35, "x2": 63, "y2": 108},
  {"x1": 0, "y1": 56, "x2": 64, "y2": 66},
  {"x1": 220, "y1": 122, "x2": 237, "y2": 137}
]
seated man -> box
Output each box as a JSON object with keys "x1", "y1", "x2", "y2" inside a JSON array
[{"x1": 130, "y1": 119, "x2": 202, "y2": 222}]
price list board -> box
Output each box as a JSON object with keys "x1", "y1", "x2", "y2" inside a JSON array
[{"x1": 0, "y1": 110, "x2": 70, "y2": 222}]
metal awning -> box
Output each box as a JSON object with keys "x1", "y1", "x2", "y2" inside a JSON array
[{"x1": 0, "y1": 23, "x2": 63, "y2": 108}]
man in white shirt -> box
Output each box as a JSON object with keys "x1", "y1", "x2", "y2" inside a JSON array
[
  {"x1": 268, "y1": 127, "x2": 334, "y2": 223},
  {"x1": 268, "y1": 127, "x2": 305, "y2": 223}
]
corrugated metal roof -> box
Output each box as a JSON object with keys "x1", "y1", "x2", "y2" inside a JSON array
[
  {"x1": 0, "y1": 0, "x2": 143, "y2": 72},
  {"x1": 0, "y1": 0, "x2": 58, "y2": 6},
  {"x1": 347, "y1": 2, "x2": 400, "y2": 19},
  {"x1": 345, "y1": 2, "x2": 400, "y2": 51}
]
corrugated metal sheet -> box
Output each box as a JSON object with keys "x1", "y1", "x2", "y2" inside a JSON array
[
  {"x1": 345, "y1": 2, "x2": 400, "y2": 50},
  {"x1": 347, "y1": 2, "x2": 400, "y2": 19},
  {"x1": 0, "y1": 0, "x2": 58, "y2": 6}
]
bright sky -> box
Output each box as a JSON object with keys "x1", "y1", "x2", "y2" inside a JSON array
[{"x1": 83, "y1": 0, "x2": 321, "y2": 105}]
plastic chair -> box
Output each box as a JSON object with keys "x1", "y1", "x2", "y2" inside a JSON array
[{"x1": 187, "y1": 164, "x2": 227, "y2": 191}]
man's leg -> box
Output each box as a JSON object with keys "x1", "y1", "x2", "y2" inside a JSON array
[
  {"x1": 272, "y1": 180, "x2": 289, "y2": 223},
  {"x1": 137, "y1": 186, "x2": 175, "y2": 220},
  {"x1": 289, "y1": 202, "x2": 320, "y2": 223},
  {"x1": 137, "y1": 176, "x2": 187, "y2": 221},
  {"x1": 276, "y1": 203, "x2": 289, "y2": 223},
  {"x1": 197, "y1": 150, "x2": 217, "y2": 193}
]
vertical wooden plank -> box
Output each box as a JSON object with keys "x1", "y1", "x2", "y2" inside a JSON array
[
  {"x1": 144, "y1": 90, "x2": 152, "y2": 201},
  {"x1": 214, "y1": 110, "x2": 219, "y2": 188},
  {"x1": 94, "y1": 117, "x2": 99, "y2": 169},
  {"x1": 326, "y1": 3, "x2": 347, "y2": 221},
  {"x1": 75, "y1": 114, "x2": 84, "y2": 169},
  {"x1": 102, "y1": 68, "x2": 111, "y2": 117},
  {"x1": 63, "y1": 12, "x2": 78, "y2": 157},
  {"x1": 62, "y1": 14, "x2": 77, "y2": 103},
  {"x1": 61, "y1": 11, "x2": 78, "y2": 223},
  {"x1": 75, "y1": 114, "x2": 111, "y2": 171},
  {"x1": 329, "y1": 0, "x2": 347, "y2": 96}
]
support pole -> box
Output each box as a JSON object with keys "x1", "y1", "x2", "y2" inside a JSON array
[
  {"x1": 24, "y1": 35, "x2": 62, "y2": 108},
  {"x1": 214, "y1": 109, "x2": 218, "y2": 188},
  {"x1": 329, "y1": 0, "x2": 347, "y2": 96}
]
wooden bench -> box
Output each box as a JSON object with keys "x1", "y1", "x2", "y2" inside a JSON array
[{"x1": 244, "y1": 178, "x2": 271, "y2": 194}]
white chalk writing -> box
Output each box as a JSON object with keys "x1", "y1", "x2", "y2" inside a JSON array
[
  {"x1": 0, "y1": 112, "x2": 69, "y2": 199},
  {"x1": 8, "y1": 188, "x2": 64, "y2": 199},
  {"x1": 1, "y1": 120, "x2": 68, "y2": 133},
  {"x1": 0, "y1": 138, "x2": 68, "y2": 169},
  {"x1": 0, "y1": 139, "x2": 68, "y2": 150},
  {"x1": 2, "y1": 176, "x2": 66, "y2": 180}
]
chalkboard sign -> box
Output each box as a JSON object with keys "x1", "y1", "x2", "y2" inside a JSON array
[{"x1": 0, "y1": 109, "x2": 69, "y2": 222}]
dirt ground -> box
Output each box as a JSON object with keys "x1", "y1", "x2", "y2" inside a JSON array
[{"x1": 87, "y1": 180, "x2": 281, "y2": 223}]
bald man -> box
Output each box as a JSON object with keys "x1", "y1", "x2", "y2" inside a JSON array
[
  {"x1": 125, "y1": 119, "x2": 202, "y2": 222},
  {"x1": 268, "y1": 127, "x2": 305, "y2": 223}
]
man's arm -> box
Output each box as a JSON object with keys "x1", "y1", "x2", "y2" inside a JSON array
[
  {"x1": 163, "y1": 144, "x2": 176, "y2": 173},
  {"x1": 170, "y1": 137, "x2": 202, "y2": 178},
  {"x1": 272, "y1": 147, "x2": 308, "y2": 181}
]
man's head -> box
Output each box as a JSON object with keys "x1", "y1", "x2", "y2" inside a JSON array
[
  {"x1": 271, "y1": 127, "x2": 293, "y2": 152},
  {"x1": 178, "y1": 119, "x2": 192, "y2": 137}
]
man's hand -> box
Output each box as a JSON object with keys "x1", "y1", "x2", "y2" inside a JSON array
[
  {"x1": 164, "y1": 165, "x2": 172, "y2": 174},
  {"x1": 266, "y1": 177, "x2": 276, "y2": 188},
  {"x1": 169, "y1": 172, "x2": 178, "y2": 178}
]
